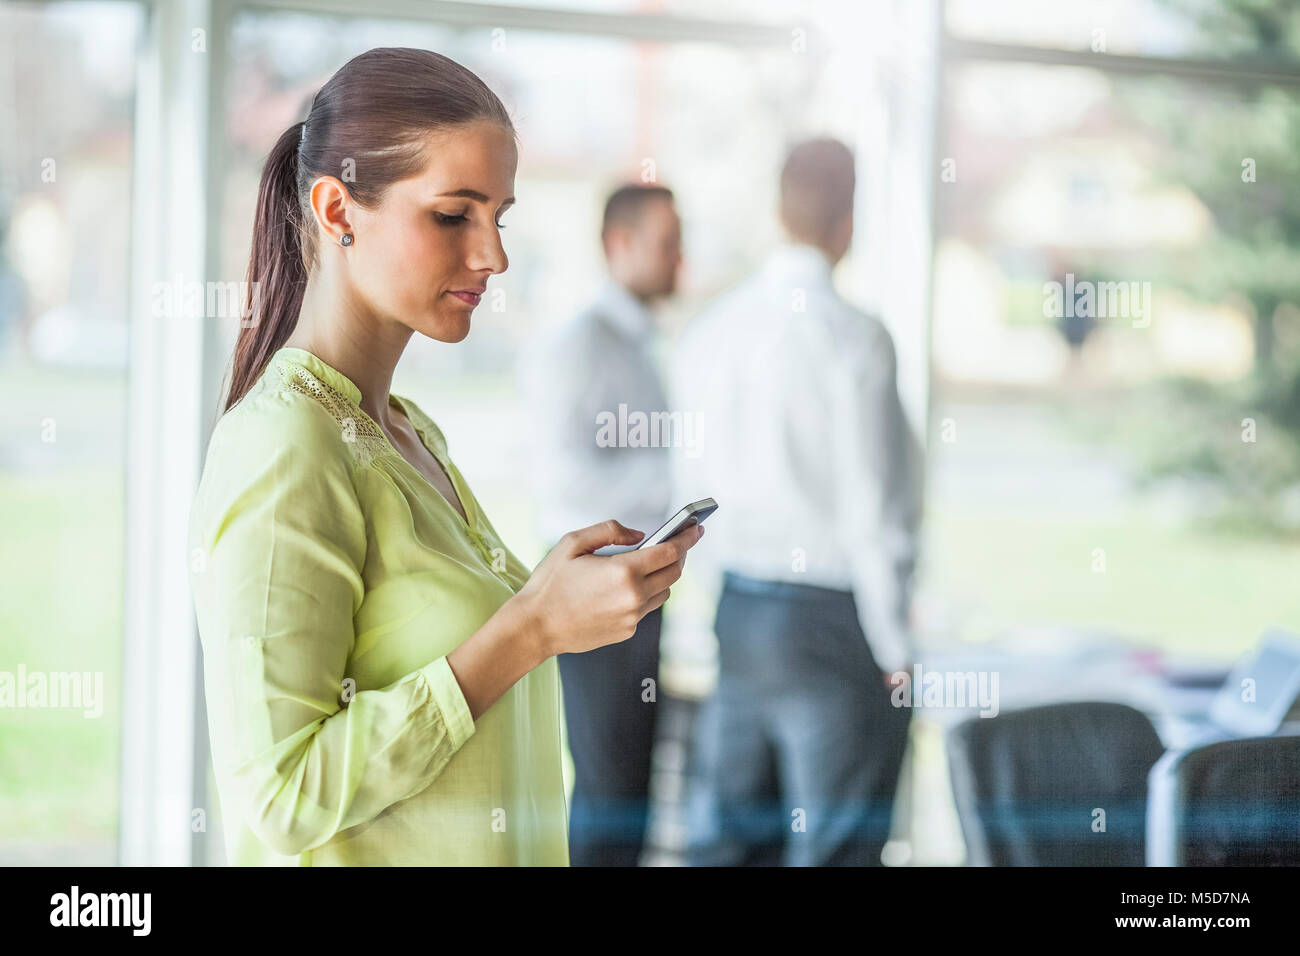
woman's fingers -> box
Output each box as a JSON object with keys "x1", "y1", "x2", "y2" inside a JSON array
[
  {"x1": 532, "y1": 517, "x2": 705, "y2": 654},
  {"x1": 627, "y1": 522, "x2": 703, "y2": 573},
  {"x1": 639, "y1": 586, "x2": 671, "y2": 617},
  {"x1": 641, "y1": 558, "x2": 685, "y2": 597},
  {"x1": 560, "y1": 519, "x2": 644, "y2": 557}
]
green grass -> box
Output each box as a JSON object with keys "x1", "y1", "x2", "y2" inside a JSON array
[
  {"x1": 0, "y1": 467, "x2": 123, "y2": 842},
  {"x1": 924, "y1": 506, "x2": 1300, "y2": 658}
]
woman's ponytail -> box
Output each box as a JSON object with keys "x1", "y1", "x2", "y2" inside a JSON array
[{"x1": 224, "y1": 120, "x2": 309, "y2": 412}]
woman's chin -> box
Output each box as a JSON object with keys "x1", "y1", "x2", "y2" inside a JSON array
[
  {"x1": 445, "y1": 313, "x2": 472, "y2": 341},
  {"x1": 416, "y1": 312, "x2": 472, "y2": 343}
]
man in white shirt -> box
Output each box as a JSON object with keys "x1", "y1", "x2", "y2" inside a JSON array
[
  {"x1": 517, "y1": 183, "x2": 682, "y2": 866},
  {"x1": 672, "y1": 138, "x2": 921, "y2": 866}
]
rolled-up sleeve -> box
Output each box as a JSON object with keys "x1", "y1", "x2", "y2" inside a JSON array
[{"x1": 189, "y1": 396, "x2": 476, "y2": 858}]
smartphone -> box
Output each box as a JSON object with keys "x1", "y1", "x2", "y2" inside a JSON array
[{"x1": 594, "y1": 498, "x2": 718, "y2": 556}]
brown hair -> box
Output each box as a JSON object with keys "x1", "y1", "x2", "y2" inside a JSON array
[
  {"x1": 778, "y1": 137, "x2": 855, "y2": 246},
  {"x1": 224, "y1": 47, "x2": 515, "y2": 412},
  {"x1": 601, "y1": 183, "x2": 674, "y2": 244}
]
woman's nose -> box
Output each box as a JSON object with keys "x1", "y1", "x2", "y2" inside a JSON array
[{"x1": 469, "y1": 226, "x2": 508, "y2": 275}]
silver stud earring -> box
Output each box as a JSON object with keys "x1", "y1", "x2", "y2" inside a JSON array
[{"x1": 340, "y1": 233, "x2": 354, "y2": 247}]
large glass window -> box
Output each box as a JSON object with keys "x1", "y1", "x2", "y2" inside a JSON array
[
  {"x1": 0, "y1": 0, "x2": 143, "y2": 865},
  {"x1": 924, "y1": 59, "x2": 1300, "y2": 659}
]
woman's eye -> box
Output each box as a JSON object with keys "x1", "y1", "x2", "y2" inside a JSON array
[{"x1": 435, "y1": 211, "x2": 506, "y2": 229}]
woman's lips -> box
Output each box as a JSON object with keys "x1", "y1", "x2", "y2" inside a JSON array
[{"x1": 448, "y1": 290, "x2": 481, "y2": 306}]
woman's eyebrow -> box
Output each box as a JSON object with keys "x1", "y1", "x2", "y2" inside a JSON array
[{"x1": 436, "y1": 188, "x2": 515, "y2": 208}]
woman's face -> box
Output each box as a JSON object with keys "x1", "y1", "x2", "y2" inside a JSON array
[{"x1": 347, "y1": 120, "x2": 517, "y2": 343}]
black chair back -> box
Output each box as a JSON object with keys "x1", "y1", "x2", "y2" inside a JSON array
[
  {"x1": 1172, "y1": 735, "x2": 1300, "y2": 865},
  {"x1": 947, "y1": 702, "x2": 1165, "y2": 865}
]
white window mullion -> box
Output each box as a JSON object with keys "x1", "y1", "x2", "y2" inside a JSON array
[{"x1": 119, "y1": 0, "x2": 213, "y2": 867}]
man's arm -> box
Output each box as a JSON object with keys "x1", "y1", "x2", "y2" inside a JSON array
[{"x1": 832, "y1": 323, "x2": 921, "y2": 679}]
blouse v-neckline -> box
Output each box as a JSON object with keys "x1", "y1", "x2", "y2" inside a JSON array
[
  {"x1": 386, "y1": 394, "x2": 474, "y2": 531},
  {"x1": 272, "y1": 347, "x2": 479, "y2": 536}
]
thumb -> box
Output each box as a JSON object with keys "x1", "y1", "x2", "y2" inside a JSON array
[{"x1": 562, "y1": 519, "x2": 645, "y2": 556}]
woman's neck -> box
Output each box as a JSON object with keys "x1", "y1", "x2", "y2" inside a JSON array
[{"x1": 287, "y1": 268, "x2": 414, "y2": 429}]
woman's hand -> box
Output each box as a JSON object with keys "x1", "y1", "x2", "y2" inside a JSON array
[
  {"x1": 514, "y1": 518, "x2": 705, "y2": 658},
  {"x1": 447, "y1": 519, "x2": 703, "y2": 720}
]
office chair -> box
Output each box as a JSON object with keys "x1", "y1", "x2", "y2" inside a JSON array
[
  {"x1": 947, "y1": 702, "x2": 1165, "y2": 865},
  {"x1": 1147, "y1": 735, "x2": 1300, "y2": 865}
]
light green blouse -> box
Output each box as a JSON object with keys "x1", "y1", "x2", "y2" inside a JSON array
[{"x1": 187, "y1": 346, "x2": 569, "y2": 865}]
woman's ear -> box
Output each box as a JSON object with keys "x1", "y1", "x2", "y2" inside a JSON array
[{"x1": 307, "y1": 175, "x2": 355, "y2": 246}]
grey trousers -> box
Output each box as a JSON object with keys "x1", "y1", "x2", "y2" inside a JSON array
[{"x1": 686, "y1": 571, "x2": 911, "y2": 866}]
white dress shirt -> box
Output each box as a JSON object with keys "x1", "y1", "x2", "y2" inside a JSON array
[
  {"x1": 518, "y1": 276, "x2": 675, "y2": 547},
  {"x1": 669, "y1": 242, "x2": 921, "y2": 674}
]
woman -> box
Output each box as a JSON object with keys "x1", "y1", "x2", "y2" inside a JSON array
[{"x1": 187, "y1": 47, "x2": 703, "y2": 865}]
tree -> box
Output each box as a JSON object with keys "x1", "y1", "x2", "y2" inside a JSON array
[{"x1": 1143, "y1": 0, "x2": 1300, "y2": 369}]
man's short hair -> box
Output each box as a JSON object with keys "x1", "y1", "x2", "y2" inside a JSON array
[
  {"x1": 779, "y1": 138, "x2": 855, "y2": 243},
  {"x1": 602, "y1": 183, "x2": 674, "y2": 240}
]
